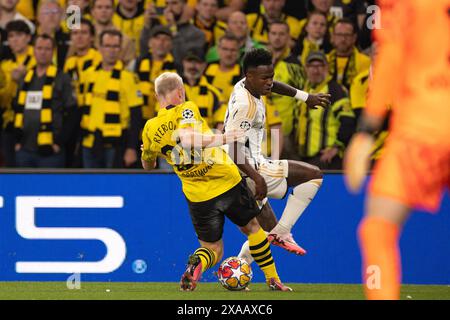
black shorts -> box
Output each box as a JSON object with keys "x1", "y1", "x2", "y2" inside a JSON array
[{"x1": 187, "y1": 179, "x2": 260, "y2": 243}]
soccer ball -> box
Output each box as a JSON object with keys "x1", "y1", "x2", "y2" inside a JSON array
[{"x1": 217, "y1": 256, "x2": 253, "y2": 291}]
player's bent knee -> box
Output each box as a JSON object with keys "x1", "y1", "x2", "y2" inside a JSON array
[
  {"x1": 309, "y1": 165, "x2": 323, "y2": 180},
  {"x1": 239, "y1": 218, "x2": 260, "y2": 235}
]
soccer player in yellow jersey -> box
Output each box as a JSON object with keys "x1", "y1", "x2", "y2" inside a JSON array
[{"x1": 141, "y1": 72, "x2": 292, "y2": 292}]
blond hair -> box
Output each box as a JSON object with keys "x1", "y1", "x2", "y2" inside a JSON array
[{"x1": 154, "y1": 72, "x2": 184, "y2": 98}]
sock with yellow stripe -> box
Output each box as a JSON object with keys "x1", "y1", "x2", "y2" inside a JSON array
[
  {"x1": 194, "y1": 247, "x2": 218, "y2": 273},
  {"x1": 248, "y1": 227, "x2": 279, "y2": 283}
]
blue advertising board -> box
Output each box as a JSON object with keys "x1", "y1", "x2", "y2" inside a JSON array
[{"x1": 0, "y1": 173, "x2": 448, "y2": 284}]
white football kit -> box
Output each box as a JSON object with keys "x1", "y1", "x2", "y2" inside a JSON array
[{"x1": 224, "y1": 78, "x2": 289, "y2": 200}]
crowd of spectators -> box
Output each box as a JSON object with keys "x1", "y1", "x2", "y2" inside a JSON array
[{"x1": 0, "y1": 0, "x2": 380, "y2": 170}]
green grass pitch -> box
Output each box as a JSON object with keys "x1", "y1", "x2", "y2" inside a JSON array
[{"x1": 0, "y1": 282, "x2": 449, "y2": 300}]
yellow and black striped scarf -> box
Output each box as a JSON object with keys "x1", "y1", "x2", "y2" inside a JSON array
[
  {"x1": 299, "y1": 38, "x2": 321, "y2": 66},
  {"x1": 64, "y1": 48, "x2": 102, "y2": 83},
  {"x1": 82, "y1": 62, "x2": 124, "y2": 148},
  {"x1": 65, "y1": 48, "x2": 103, "y2": 107},
  {"x1": 327, "y1": 48, "x2": 357, "y2": 89},
  {"x1": 192, "y1": 15, "x2": 227, "y2": 48},
  {"x1": 15, "y1": 65, "x2": 58, "y2": 154},
  {"x1": 136, "y1": 53, "x2": 176, "y2": 120}
]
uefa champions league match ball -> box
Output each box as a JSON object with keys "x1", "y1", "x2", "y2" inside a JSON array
[{"x1": 217, "y1": 256, "x2": 253, "y2": 291}]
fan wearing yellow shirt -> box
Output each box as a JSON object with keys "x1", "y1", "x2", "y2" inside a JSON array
[
  {"x1": 141, "y1": 71, "x2": 292, "y2": 292},
  {"x1": 327, "y1": 18, "x2": 371, "y2": 90},
  {"x1": 192, "y1": 0, "x2": 227, "y2": 49},
  {"x1": 0, "y1": 20, "x2": 35, "y2": 167},
  {"x1": 80, "y1": 30, "x2": 143, "y2": 168},
  {"x1": 181, "y1": 50, "x2": 226, "y2": 129},
  {"x1": 92, "y1": 0, "x2": 137, "y2": 65},
  {"x1": 266, "y1": 21, "x2": 306, "y2": 138},
  {"x1": 112, "y1": 0, "x2": 146, "y2": 54},
  {"x1": 298, "y1": 0, "x2": 339, "y2": 37},
  {"x1": 64, "y1": 19, "x2": 103, "y2": 107},
  {"x1": 246, "y1": 0, "x2": 301, "y2": 46},
  {"x1": 296, "y1": 11, "x2": 332, "y2": 66},
  {"x1": 204, "y1": 34, "x2": 242, "y2": 104},
  {"x1": 134, "y1": 25, "x2": 176, "y2": 121},
  {"x1": 64, "y1": 19, "x2": 103, "y2": 167}
]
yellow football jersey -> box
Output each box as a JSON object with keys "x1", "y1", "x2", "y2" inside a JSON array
[{"x1": 141, "y1": 101, "x2": 242, "y2": 202}]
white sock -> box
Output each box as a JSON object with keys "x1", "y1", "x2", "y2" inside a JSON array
[
  {"x1": 238, "y1": 240, "x2": 254, "y2": 265},
  {"x1": 271, "y1": 179, "x2": 322, "y2": 234},
  {"x1": 238, "y1": 231, "x2": 270, "y2": 265}
]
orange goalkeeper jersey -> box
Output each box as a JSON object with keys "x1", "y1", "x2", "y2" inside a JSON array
[{"x1": 366, "y1": 0, "x2": 450, "y2": 145}]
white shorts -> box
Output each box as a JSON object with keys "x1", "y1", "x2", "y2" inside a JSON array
[{"x1": 245, "y1": 159, "x2": 289, "y2": 206}]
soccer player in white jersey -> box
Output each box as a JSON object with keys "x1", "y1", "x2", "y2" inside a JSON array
[{"x1": 224, "y1": 48, "x2": 330, "y2": 260}]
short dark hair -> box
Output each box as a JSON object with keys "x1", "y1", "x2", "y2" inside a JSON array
[
  {"x1": 218, "y1": 32, "x2": 239, "y2": 46},
  {"x1": 99, "y1": 29, "x2": 122, "y2": 46},
  {"x1": 269, "y1": 20, "x2": 290, "y2": 33},
  {"x1": 307, "y1": 10, "x2": 328, "y2": 22},
  {"x1": 73, "y1": 18, "x2": 95, "y2": 37},
  {"x1": 34, "y1": 34, "x2": 56, "y2": 49},
  {"x1": 334, "y1": 18, "x2": 356, "y2": 34},
  {"x1": 242, "y1": 48, "x2": 273, "y2": 74},
  {"x1": 92, "y1": 0, "x2": 114, "y2": 6},
  {"x1": 6, "y1": 20, "x2": 31, "y2": 36}
]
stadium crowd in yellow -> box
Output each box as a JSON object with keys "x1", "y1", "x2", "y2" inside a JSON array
[{"x1": 0, "y1": 0, "x2": 374, "y2": 169}]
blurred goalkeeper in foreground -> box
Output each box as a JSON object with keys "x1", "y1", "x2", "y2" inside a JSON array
[
  {"x1": 344, "y1": 0, "x2": 450, "y2": 300},
  {"x1": 141, "y1": 72, "x2": 292, "y2": 292}
]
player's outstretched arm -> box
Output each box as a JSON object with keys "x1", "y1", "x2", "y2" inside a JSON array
[
  {"x1": 178, "y1": 127, "x2": 245, "y2": 148},
  {"x1": 272, "y1": 81, "x2": 331, "y2": 108}
]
